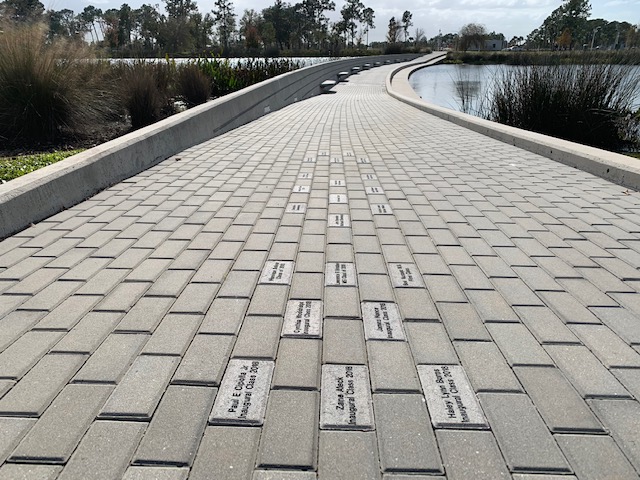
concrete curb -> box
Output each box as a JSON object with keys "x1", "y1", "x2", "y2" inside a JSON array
[
  {"x1": 0, "y1": 54, "x2": 420, "y2": 240},
  {"x1": 386, "y1": 59, "x2": 640, "y2": 192}
]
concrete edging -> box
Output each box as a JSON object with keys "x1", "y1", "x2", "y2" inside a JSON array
[
  {"x1": 0, "y1": 53, "x2": 421, "y2": 240},
  {"x1": 386, "y1": 58, "x2": 640, "y2": 192}
]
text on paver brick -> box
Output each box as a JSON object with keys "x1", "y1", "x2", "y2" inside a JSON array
[
  {"x1": 293, "y1": 186, "x2": 310, "y2": 193},
  {"x1": 325, "y1": 263, "x2": 357, "y2": 286},
  {"x1": 320, "y1": 365, "x2": 374, "y2": 430},
  {"x1": 329, "y1": 194, "x2": 348, "y2": 204},
  {"x1": 209, "y1": 359, "x2": 274, "y2": 425},
  {"x1": 285, "y1": 204, "x2": 307, "y2": 214},
  {"x1": 259, "y1": 261, "x2": 294, "y2": 284},
  {"x1": 329, "y1": 214, "x2": 350, "y2": 227},
  {"x1": 282, "y1": 300, "x2": 322, "y2": 338},
  {"x1": 419, "y1": 365, "x2": 489, "y2": 429},
  {"x1": 389, "y1": 263, "x2": 424, "y2": 288},
  {"x1": 362, "y1": 302, "x2": 405, "y2": 341},
  {"x1": 371, "y1": 204, "x2": 393, "y2": 215},
  {"x1": 330, "y1": 180, "x2": 344, "y2": 186}
]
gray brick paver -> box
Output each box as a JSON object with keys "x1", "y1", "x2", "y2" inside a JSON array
[
  {"x1": 9, "y1": 383, "x2": 113, "y2": 463},
  {"x1": 2, "y1": 59, "x2": 640, "y2": 479},
  {"x1": 479, "y1": 393, "x2": 571, "y2": 473}
]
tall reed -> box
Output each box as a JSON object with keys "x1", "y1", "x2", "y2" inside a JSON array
[
  {"x1": 486, "y1": 62, "x2": 640, "y2": 150},
  {"x1": 0, "y1": 21, "x2": 112, "y2": 144}
]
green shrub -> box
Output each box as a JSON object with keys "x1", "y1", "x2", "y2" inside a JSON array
[
  {"x1": 486, "y1": 62, "x2": 640, "y2": 150},
  {"x1": 177, "y1": 63, "x2": 210, "y2": 107},
  {"x1": 0, "y1": 22, "x2": 112, "y2": 144}
]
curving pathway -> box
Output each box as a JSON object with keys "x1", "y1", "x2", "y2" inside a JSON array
[{"x1": 1, "y1": 61, "x2": 640, "y2": 480}]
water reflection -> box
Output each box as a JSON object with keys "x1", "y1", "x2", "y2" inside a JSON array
[{"x1": 409, "y1": 63, "x2": 640, "y2": 116}]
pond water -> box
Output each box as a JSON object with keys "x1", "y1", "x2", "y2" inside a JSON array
[{"x1": 409, "y1": 63, "x2": 640, "y2": 116}]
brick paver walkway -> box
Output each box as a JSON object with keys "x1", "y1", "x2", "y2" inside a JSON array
[{"x1": 2, "y1": 63, "x2": 640, "y2": 480}]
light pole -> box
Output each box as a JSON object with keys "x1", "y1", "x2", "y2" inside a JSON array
[{"x1": 591, "y1": 26, "x2": 601, "y2": 50}]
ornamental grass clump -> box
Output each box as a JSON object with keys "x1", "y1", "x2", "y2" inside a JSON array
[
  {"x1": 177, "y1": 63, "x2": 210, "y2": 107},
  {"x1": 119, "y1": 61, "x2": 174, "y2": 129},
  {"x1": 486, "y1": 61, "x2": 640, "y2": 151},
  {"x1": 0, "y1": 21, "x2": 112, "y2": 145}
]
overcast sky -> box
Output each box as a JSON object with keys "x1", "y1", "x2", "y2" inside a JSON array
[{"x1": 46, "y1": 0, "x2": 640, "y2": 43}]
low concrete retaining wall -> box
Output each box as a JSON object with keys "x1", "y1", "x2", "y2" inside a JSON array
[
  {"x1": 386, "y1": 60, "x2": 640, "y2": 192},
  {"x1": 0, "y1": 54, "x2": 420, "y2": 239}
]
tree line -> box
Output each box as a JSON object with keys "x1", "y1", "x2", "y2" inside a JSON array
[
  {"x1": 0, "y1": 0, "x2": 421, "y2": 56},
  {"x1": 452, "y1": 0, "x2": 640, "y2": 52}
]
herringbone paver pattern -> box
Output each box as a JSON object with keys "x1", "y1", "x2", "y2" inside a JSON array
[{"x1": 1, "y1": 61, "x2": 640, "y2": 479}]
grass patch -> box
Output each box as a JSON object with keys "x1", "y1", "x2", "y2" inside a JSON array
[{"x1": 0, "y1": 150, "x2": 83, "y2": 184}]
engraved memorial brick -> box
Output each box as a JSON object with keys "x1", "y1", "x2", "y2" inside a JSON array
[
  {"x1": 365, "y1": 186, "x2": 384, "y2": 194},
  {"x1": 362, "y1": 174, "x2": 377, "y2": 180},
  {"x1": 362, "y1": 302, "x2": 405, "y2": 340},
  {"x1": 321, "y1": 365, "x2": 374, "y2": 430},
  {"x1": 286, "y1": 203, "x2": 307, "y2": 214},
  {"x1": 329, "y1": 194, "x2": 348, "y2": 204},
  {"x1": 293, "y1": 185, "x2": 311, "y2": 193},
  {"x1": 210, "y1": 359, "x2": 274, "y2": 425},
  {"x1": 371, "y1": 204, "x2": 393, "y2": 215},
  {"x1": 304, "y1": 156, "x2": 316, "y2": 163},
  {"x1": 329, "y1": 214, "x2": 350, "y2": 227},
  {"x1": 418, "y1": 365, "x2": 488, "y2": 429},
  {"x1": 260, "y1": 261, "x2": 294, "y2": 284},
  {"x1": 330, "y1": 180, "x2": 344, "y2": 186},
  {"x1": 358, "y1": 157, "x2": 370, "y2": 164},
  {"x1": 389, "y1": 263, "x2": 424, "y2": 288},
  {"x1": 325, "y1": 263, "x2": 357, "y2": 286},
  {"x1": 343, "y1": 151, "x2": 354, "y2": 157},
  {"x1": 319, "y1": 150, "x2": 329, "y2": 156},
  {"x1": 331, "y1": 157, "x2": 343, "y2": 164},
  {"x1": 299, "y1": 173, "x2": 313, "y2": 179},
  {"x1": 282, "y1": 300, "x2": 322, "y2": 338}
]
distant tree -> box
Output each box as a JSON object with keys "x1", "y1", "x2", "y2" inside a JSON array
[
  {"x1": 386, "y1": 16, "x2": 400, "y2": 43},
  {"x1": 361, "y1": 6, "x2": 374, "y2": 46},
  {"x1": 528, "y1": 0, "x2": 590, "y2": 49},
  {"x1": 459, "y1": 22, "x2": 486, "y2": 50},
  {"x1": 79, "y1": 5, "x2": 102, "y2": 43},
  {"x1": 213, "y1": 0, "x2": 235, "y2": 48},
  {"x1": 190, "y1": 12, "x2": 213, "y2": 49},
  {"x1": 508, "y1": 35, "x2": 524, "y2": 47},
  {"x1": 263, "y1": 0, "x2": 293, "y2": 49},
  {"x1": 47, "y1": 8, "x2": 81, "y2": 39},
  {"x1": 134, "y1": 4, "x2": 161, "y2": 51},
  {"x1": 626, "y1": 24, "x2": 640, "y2": 48},
  {"x1": 414, "y1": 27, "x2": 426, "y2": 46},
  {"x1": 0, "y1": 0, "x2": 44, "y2": 22},
  {"x1": 117, "y1": 3, "x2": 133, "y2": 48},
  {"x1": 299, "y1": 0, "x2": 334, "y2": 49},
  {"x1": 401, "y1": 10, "x2": 412, "y2": 43},
  {"x1": 340, "y1": 0, "x2": 363, "y2": 46}
]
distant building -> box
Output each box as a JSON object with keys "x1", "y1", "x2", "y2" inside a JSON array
[{"x1": 484, "y1": 38, "x2": 507, "y2": 51}]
